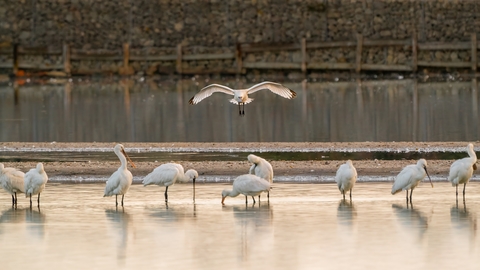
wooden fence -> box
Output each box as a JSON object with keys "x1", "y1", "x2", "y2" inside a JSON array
[{"x1": 0, "y1": 33, "x2": 479, "y2": 76}]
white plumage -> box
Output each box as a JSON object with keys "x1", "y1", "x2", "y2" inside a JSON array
[
  {"x1": 104, "y1": 144, "x2": 136, "y2": 206},
  {"x1": 248, "y1": 154, "x2": 273, "y2": 201},
  {"x1": 189, "y1": 81, "x2": 297, "y2": 115},
  {"x1": 24, "y1": 163, "x2": 48, "y2": 207},
  {"x1": 142, "y1": 163, "x2": 198, "y2": 203},
  {"x1": 391, "y1": 159, "x2": 433, "y2": 203},
  {"x1": 0, "y1": 163, "x2": 25, "y2": 205},
  {"x1": 448, "y1": 143, "x2": 477, "y2": 200},
  {"x1": 335, "y1": 160, "x2": 357, "y2": 200},
  {"x1": 221, "y1": 174, "x2": 271, "y2": 205}
]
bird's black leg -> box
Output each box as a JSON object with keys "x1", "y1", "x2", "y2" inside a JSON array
[
  {"x1": 29, "y1": 194, "x2": 32, "y2": 208},
  {"x1": 405, "y1": 190, "x2": 409, "y2": 203},
  {"x1": 409, "y1": 189, "x2": 413, "y2": 203},
  {"x1": 343, "y1": 191, "x2": 345, "y2": 200},
  {"x1": 121, "y1": 195, "x2": 124, "y2": 206},
  {"x1": 267, "y1": 191, "x2": 270, "y2": 201},
  {"x1": 193, "y1": 178, "x2": 196, "y2": 203},
  {"x1": 238, "y1": 104, "x2": 241, "y2": 115},
  {"x1": 242, "y1": 103, "x2": 245, "y2": 115},
  {"x1": 463, "y1": 183, "x2": 466, "y2": 197},
  {"x1": 350, "y1": 190, "x2": 352, "y2": 201},
  {"x1": 258, "y1": 195, "x2": 261, "y2": 203},
  {"x1": 14, "y1": 192, "x2": 17, "y2": 205},
  {"x1": 165, "y1": 186, "x2": 169, "y2": 203},
  {"x1": 252, "y1": 196, "x2": 256, "y2": 204},
  {"x1": 115, "y1": 195, "x2": 118, "y2": 206},
  {"x1": 456, "y1": 184, "x2": 458, "y2": 197},
  {"x1": 245, "y1": 195, "x2": 248, "y2": 204},
  {"x1": 11, "y1": 195, "x2": 14, "y2": 206},
  {"x1": 37, "y1": 193, "x2": 41, "y2": 206}
]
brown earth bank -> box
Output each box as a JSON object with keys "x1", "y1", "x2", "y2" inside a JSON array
[{"x1": 0, "y1": 142, "x2": 478, "y2": 179}]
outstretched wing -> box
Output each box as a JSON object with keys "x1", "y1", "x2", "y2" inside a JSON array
[
  {"x1": 246, "y1": 81, "x2": 297, "y2": 99},
  {"x1": 189, "y1": 84, "x2": 235, "y2": 104}
]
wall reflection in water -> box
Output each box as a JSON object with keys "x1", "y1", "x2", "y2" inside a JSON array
[{"x1": 0, "y1": 78, "x2": 479, "y2": 142}]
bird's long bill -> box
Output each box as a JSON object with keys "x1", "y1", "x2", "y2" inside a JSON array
[
  {"x1": 221, "y1": 196, "x2": 226, "y2": 205},
  {"x1": 424, "y1": 167, "x2": 434, "y2": 188},
  {"x1": 121, "y1": 148, "x2": 136, "y2": 168},
  {"x1": 193, "y1": 178, "x2": 196, "y2": 203}
]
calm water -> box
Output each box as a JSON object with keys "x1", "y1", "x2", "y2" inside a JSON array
[
  {"x1": 1, "y1": 78, "x2": 480, "y2": 142},
  {"x1": 0, "y1": 182, "x2": 478, "y2": 269}
]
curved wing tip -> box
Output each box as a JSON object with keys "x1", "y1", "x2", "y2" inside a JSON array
[
  {"x1": 290, "y1": 89, "x2": 297, "y2": 98},
  {"x1": 188, "y1": 97, "x2": 195, "y2": 105}
]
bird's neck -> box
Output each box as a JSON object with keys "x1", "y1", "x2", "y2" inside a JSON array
[
  {"x1": 468, "y1": 148, "x2": 477, "y2": 163},
  {"x1": 226, "y1": 189, "x2": 240, "y2": 198},
  {"x1": 116, "y1": 150, "x2": 127, "y2": 169}
]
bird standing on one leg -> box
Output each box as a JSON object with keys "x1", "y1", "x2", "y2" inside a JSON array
[
  {"x1": 391, "y1": 159, "x2": 433, "y2": 203},
  {"x1": 448, "y1": 143, "x2": 477, "y2": 201},
  {"x1": 104, "y1": 144, "x2": 136, "y2": 206},
  {"x1": 335, "y1": 160, "x2": 357, "y2": 200}
]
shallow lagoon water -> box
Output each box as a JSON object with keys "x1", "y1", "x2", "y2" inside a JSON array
[{"x1": 0, "y1": 182, "x2": 479, "y2": 269}]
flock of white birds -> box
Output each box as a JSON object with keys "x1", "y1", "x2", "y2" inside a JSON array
[
  {"x1": 0, "y1": 143, "x2": 476, "y2": 207},
  {"x1": 0, "y1": 81, "x2": 477, "y2": 207}
]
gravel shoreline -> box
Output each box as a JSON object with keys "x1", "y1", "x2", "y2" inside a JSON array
[{"x1": 0, "y1": 142, "x2": 477, "y2": 181}]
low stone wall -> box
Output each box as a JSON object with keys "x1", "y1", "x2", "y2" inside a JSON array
[{"x1": 1, "y1": 0, "x2": 479, "y2": 75}]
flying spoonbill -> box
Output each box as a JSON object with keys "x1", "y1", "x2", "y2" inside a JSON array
[
  {"x1": 391, "y1": 159, "x2": 433, "y2": 203},
  {"x1": 24, "y1": 163, "x2": 48, "y2": 207},
  {"x1": 248, "y1": 154, "x2": 273, "y2": 201},
  {"x1": 142, "y1": 163, "x2": 198, "y2": 203},
  {"x1": 221, "y1": 174, "x2": 271, "y2": 205},
  {"x1": 448, "y1": 143, "x2": 477, "y2": 200},
  {"x1": 104, "y1": 144, "x2": 136, "y2": 206},
  {"x1": 189, "y1": 81, "x2": 297, "y2": 115},
  {"x1": 0, "y1": 164, "x2": 25, "y2": 205},
  {"x1": 335, "y1": 160, "x2": 357, "y2": 200}
]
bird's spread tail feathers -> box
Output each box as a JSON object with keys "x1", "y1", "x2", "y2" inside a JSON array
[{"x1": 229, "y1": 98, "x2": 253, "y2": 105}]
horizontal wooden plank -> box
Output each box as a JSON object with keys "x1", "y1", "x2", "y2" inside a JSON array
[
  {"x1": 18, "y1": 62, "x2": 64, "y2": 70},
  {"x1": 241, "y1": 43, "x2": 301, "y2": 53},
  {"x1": 363, "y1": 39, "x2": 411, "y2": 46},
  {"x1": 18, "y1": 46, "x2": 62, "y2": 55},
  {"x1": 243, "y1": 62, "x2": 301, "y2": 69},
  {"x1": 307, "y1": 62, "x2": 355, "y2": 70},
  {"x1": 130, "y1": 55, "x2": 177, "y2": 61},
  {"x1": 417, "y1": 61, "x2": 471, "y2": 68},
  {"x1": 180, "y1": 68, "x2": 239, "y2": 75},
  {"x1": 361, "y1": 63, "x2": 413, "y2": 71},
  {"x1": 70, "y1": 54, "x2": 123, "y2": 61},
  {"x1": 307, "y1": 41, "x2": 357, "y2": 49},
  {"x1": 183, "y1": 53, "x2": 235, "y2": 60},
  {"x1": 418, "y1": 42, "x2": 470, "y2": 50}
]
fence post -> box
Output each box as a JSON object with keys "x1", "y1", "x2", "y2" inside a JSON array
[
  {"x1": 176, "y1": 43, "x2": 182, "y2": 74},
  {"x1": 355, "y1": 34, "x2": 363, "y2": 73},
  {"x1": 472, "y1": 33, "x2": 477, "y2": 72},
  {"x1": 63, "y1": 42, "x2": 71, "y2": 75},
  {"x1": 235, "y1": 43, "x2": 243, "y2": 75},
  {"x1": 412, "y1": 31, "x2": 418, "y2": 72}
]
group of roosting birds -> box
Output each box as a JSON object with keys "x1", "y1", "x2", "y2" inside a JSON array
[
  {"x1": 0, "y1": 142, "x2": 477, "y2": 207},
  {"x1": 0, "y1": 81, "x2": 477, "y2": 207}
]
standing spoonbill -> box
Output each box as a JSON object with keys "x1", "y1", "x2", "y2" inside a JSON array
[
  {"x1": 248, "y1": 154, "x2": 273, "y2": 201},
  {"x1": 104, "y1": 144, "x2": 136, "y2": 206},
  {"x1": 0, "y1": 164, "x2": 25, "y2": 205},
  {"x1": 24, "y1": 163, "x2": 48, "y2": 207},
  {"x1": 335, "y1": 160, "x2": 357, "y2": 200},
  {"x1": 221, "y1": 174, "x2": 271, "y2": 205},
  {"x1": 448, "y1": 143, "x2": 477, "y2": 200},
  {"x1": 142, "y1": 163, "x2": 198, "y2": 203},
  {"x1": 391, "y1": 159, "x2": 433, "y2": 203},
  {"x1": 189, "y1": 81, "x2": 297, "y2": 115}
]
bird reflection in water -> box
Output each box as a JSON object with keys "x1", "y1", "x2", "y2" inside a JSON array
[
  {"x1": 224, "y1": 203, "x2": 273, "y2": 262},
  {"x1": 105, "y1": 207, "x2": 133, "y2": 265},
  {"x1": 392, "y1": 202, "x2": 431, "y2": 243},
  {"x1": 337, "y1": 199, "x2": 357, "y2": 229},
  {"x1": 451, "y1": 201, "x2": 477, "y2": 251}
]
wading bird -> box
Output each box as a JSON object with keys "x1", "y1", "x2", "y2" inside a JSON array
[
  {"x1": 188, "y1": 81, "x2": 297, "y2": 115},
  {"x1": 391, "y1": 159, "x2": 433, "y2": 203},
  {"x1": 104, "y1": 144, "x2": 136, "y2": 206},
  {"x1": 142, "y1": 163, "x2": 198, "y2": 203},
  {"x1": 335, "y1": 160, "x2": 357, "y2": 200},
  {"x1": 0, "y1": 164, "x2": 25, "y2": 205},
  {"x1": 448, "y1": 143, "x2": 477, "y2": 201},
  {"x1": 24, "y1": 163, "x2": 49, "y2": 207},
  {"x1": 248, "y1": 154, "x2": 273, "y2": 201},
  {"x1": 221, "y1": 174, "x2": 271, "y2": 205}
]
